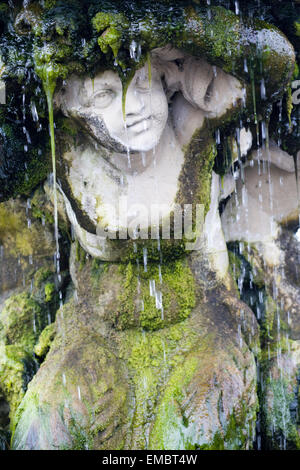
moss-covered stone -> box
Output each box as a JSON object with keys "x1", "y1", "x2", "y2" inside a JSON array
[
  {"x1": 0, "y1": 344, "x2": 32, "y2": 424},
  {"x1": 176, "y1": 125, "x2": 217, "y2": 218},
  {"x1": 227, "y1": 234, "x2": 300, "y2": 449},
  {"x1": 1, "y1": 0, "x2": 296, "y2": 452},
  {"x1": 1, "y1": 292, "x2": 44, "y2": 349},
  {"x1": 0, "y1": 197, "x2": 56, "y2": 265},
  {"x1": 0, "y1": 291, "x2": 50, "y2": 421},
  {"x1": 11, "y1": 298, "x2": 130, "y2": 450},
  {"x1": 0, "y1": 1, "x2": 295, "y2": 203},
  {"x1": 34, "y1": 323, "x2": 56, "y2": 358},
  {"x1": 0, "y1": 193, "x2": 70, "y2": 428},
  {"x1": 259, "y1": 347, "x2": 300, "y2": 450},
  {"x1": 11, "y1": 253, "x2": 259, "y2": 450},
  {"x1": 44, "y1": 283, "x2": 55, "y2": 303},
  {"x1": 92, "y1": 12, "x2": 128, "y2": 58},
  {"x1": 109, "y1": 258, "x2": 196, "y2": 331}
]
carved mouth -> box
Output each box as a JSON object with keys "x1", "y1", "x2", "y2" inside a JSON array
[{"x1": 126, "y1": 116, "x2": 151, "y2": 131}]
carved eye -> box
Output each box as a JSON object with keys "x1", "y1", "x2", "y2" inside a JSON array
[{"x1": 93, "y1": 90, "x2": 115, "y2": 108}]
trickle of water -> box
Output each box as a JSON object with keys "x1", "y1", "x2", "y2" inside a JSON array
[
  {"x1": 260, "y1": 79, "x2": 266, "y2": 100},
  {"x1": 237, "y1": 324, "x2": 243, "y2": 348},
  {"x1": 256, "y1": 305, "x2": 261, "y2": 320},
  {"x1": 155, "y1": 290, "x2": 163, "y2": 311},
  {"x1": 141, "y1": 152, "x2": 146, "y2": 167},
  {"x1": 23, "y1": 126, "x2": 31, "y2": 144},
  {"x1": 261, "y1": 120, "x2": 266, "y2": 141},
  {"x1": 235, "y1": 0, "x2": 239, "y2": 15},
  {"x1": 143, "y1": 248, "x2": 148, "y2": 272},
  {"x1": 158, "y1": 265, "x2": 162, "y2": 284},
  {"x1": 126, "y1": 146, "x2": 131, "y2": 169},
  {"x1": 149, "y1": 279, "x2": 156, "y2": 297},
  {"x1": 233, "y1": 169, "x2": 240, "y2": 180},
  {"x1": 129, "y1": 40, "x2": 141, "y2": 62}
]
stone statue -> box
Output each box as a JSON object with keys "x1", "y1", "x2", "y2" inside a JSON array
[
  {"x1": 1, "y1": 1, "x2": 298, "y2": 451},
  {"x1": 9, "y1": 47, "x2": 261, "y2": 450},
  {"x1": 54, "y1": 46, "x2": 247, "y2": 271}
]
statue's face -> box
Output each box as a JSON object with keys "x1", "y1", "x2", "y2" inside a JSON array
[{"x1": 71, "y1": 64, "x2": 169, "y2": 152}]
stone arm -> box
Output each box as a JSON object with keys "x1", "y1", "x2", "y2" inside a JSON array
[{"x1": 153, "y1": 46, "x2": 244, "y2": 118}]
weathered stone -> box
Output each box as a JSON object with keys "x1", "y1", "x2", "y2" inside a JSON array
[
  {"x1": 0, "y1": 190, "x2": 69, "y2": 431},
  {"x1": 11, "y1": 249, "x2": 259, "y2": 450},
  {"x1": 259, "y1": 341, "x2": 300, "y2": 450},
  {"x1": 222, "y1": 148, "x2": 300, "y2": 246},
  {"x1": 0, "y1": 0, "x2": 297, "y2": 452},
  {"x1": 55, "y1": 48, "x2": 244, "y2": 261}
]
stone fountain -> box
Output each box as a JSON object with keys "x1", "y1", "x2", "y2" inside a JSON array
[{"x1": 0, "y1": 0, "x2": 299, "y2": 451}]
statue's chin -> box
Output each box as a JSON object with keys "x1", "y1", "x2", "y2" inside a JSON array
[
  {"x1": 113, "y1": 133, "x2": 161, "y2": 154},
  {"x1": 120, "y1": 133, "x2": 160, "y2": 152}
]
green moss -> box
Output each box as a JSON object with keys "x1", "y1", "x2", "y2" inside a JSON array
[
  {"x1": 11, "y1": 302, "x2": 129, "y2": 449},
  {"x1": 10, "y1": 392, "x2": 46, "y2": 445},
  {"x1": 228, "y1": 250, "x2": 243, "y2": 283},
  {"x1": 0, "y1": 3, "x2": 8, "y2": 15},
  {"x1": 116, "y1": 262, "x2": 137, "y2": 329},
  {"x1": 44, "y1": 283, "x2": 55, "y2": 303},
  {"x1": 223, "y1": 401, "x2": 256, "y2": 449},
  {"x1": 176, "y1": 125, "x2": 217, "y2": 218},
  {"x1": 0, "y1": 292, "x2": 43, "y2": 349},
  {"x1": 120, "y1": 238, "x2": 186, "y2": 265},
  {"x1": 0, "y1": 288, "x2": 56, "y2": 425},
  {"x1": 260, "y1": 335, "x2": 292, "y2": 363},
  {"x1": 0, "y1": 344, "x2": 31, "y2": 424},
  {"x1": 92, "y1": 12, "x2": 127, "y2": 59},
  {"x1": 34, "y1": 323, "x2": 56, "y2": 358},
  {"x1": 149, "y1": 346, "x2": 257, "y2": 450},
  {"x1": 148, "y1": 354, "x2": 199, "y2": 449},
  {"x1": 198, "y1": 431, "x2": 225, "y2": 450},
  {"x1": 0, "y1": 201, "x2": 53, "y2": 258},
  {"x1": 262, "y1": 375, "x2": 300, "y2": 450},
  {"x1": 56, "y1": 116, "x2": 79, "y2": 145},
  {"x1": 196, "y1": 403, "x2": 257, "y2": 450},
  {"x1": 0, "y1": 1, "x2": 293, "y2": 205},
  {"x1": 75, "y1": 240, "x2": 87, "y2": 270},
  {"x1": 62, "y1": 415, "x2": 93, "y2": 450},
  {"x1": 90, "y1": 258, "x2": 109, "y2": 284},
  {"x1": 119, "y1": 318, "x2": 198, "y2": 449},
  {"x1": 31, "y1": 190, "x2": 54, "y2": 226},
  {"x1": 0, "y1": 204, "x2": 21, "y2": 239},
  {"x1": 33, "y1": 267, "x2": 53, "y2": 288},
  {"x1": 116, "y1": 258, "x2": 196, "y2": 331},
  {"x1": 13, "y1": 153, "x2": 50, "y2": 199}
]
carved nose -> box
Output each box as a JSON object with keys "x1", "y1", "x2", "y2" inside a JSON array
[{"x1": 125, "y1": 88, "x2": 145, "y2": 119}]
